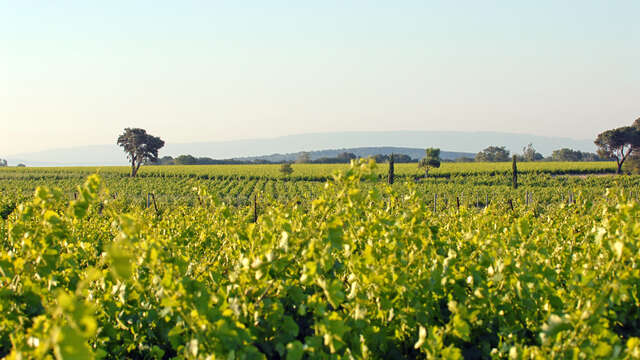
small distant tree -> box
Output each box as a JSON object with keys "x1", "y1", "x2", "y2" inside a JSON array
[
  {"x1": 154, "y1": 156, "x2": 175, "y2": 165},
  {"x1": 280, "y1": 162, "x2": 294, "y2": 176},
  {"x1": 0, "y1": 159, "x2": 7, "y2": 167},
  {"x1": 581, "y1": 152, "x2": 604, "y2": 161},
  {"x1": 419, "y1": 148, "x2": 441, "y2": 177},
  {"x1": 295, "y1": 152, "x2": 311, "y2": 164},
  {"x1": 475, "y1": 146, "x2": 510, "y2": 162},
  {"x1": 594, "y1": 125, "x2": 640, "y2": 174},
  {"x1": 522, "y1": 143, "x2": 543, "y2": 162},
  {"x1": 551, "y1": 148, "x2": 583, "y2": 162},
  {"x1": 336, "y1": 152, "x2": 357, "y2": 162},
  {"x1": 392, "y1": 154, "x2": 413, "y2": 163},
  {"x1": 17, "y1": 163, "x2": 26, "y2": 167},
  {"x1": 372, "y1": 154, "x2": 388, "y2": 163},
  {"x1": 117, "y1": 128, "x2": 165, "y2": 177}
]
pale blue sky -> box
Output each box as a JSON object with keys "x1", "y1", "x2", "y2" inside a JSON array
[{"x1": 2, "y1": 1, "x2": 639, "y2": 155}]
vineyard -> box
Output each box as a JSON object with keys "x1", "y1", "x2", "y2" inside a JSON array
[
  {"x1": 0, "y1": 161, "x2": 618, "y2": 181},
  {"x1": 1, "y1": 160, "x2": 640, "y2": 359}
]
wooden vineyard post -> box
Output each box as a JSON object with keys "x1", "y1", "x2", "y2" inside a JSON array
[
  {"x1": 149, "y1": 193, "x2": 159, "y2": 215},
  {"x1": 456, "y1": 196, "x2": 460, "y2": 211},
  {"x1": 152, "y1": 193, "x2": 159, "y2": 214},
  {"x1": 388, "y1": 153, "x2": 395, "y2": 185},
  {"x1": 508, "y1": 199, "x2": 514, "y2": 212},
  {"x1": 433, "y1": 193, "x2": 437, "y2": 213},
  {"x1": 486, "y1": 193, "x2": 489, "y2": 208},
  {"x1": 253, "y1": 193, "x2": 258, "y2": 223},
  {"x1": 146, "y1": 193, "x2": 150, "y2": 208},
  {"x1": 512, "y1": 155, "x2": 518, "y2": 189}
]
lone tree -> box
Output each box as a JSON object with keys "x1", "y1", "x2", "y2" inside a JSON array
[
  {"x1": 595, "y1": 122, "x2": 640, "y2": 174},
  {"x1": 0, "y1": 159, "x2": 7, "y2": 167},
  {"x1": 117, "y1": 128, "x2": 165, "y2": 177},
  {"x1": 419, "y1": 148, "x2": 441, "y2": 177},
  {"x1": 280, "y1": 162, "x2": 294, "y2": 177},
  {"x1": 475, "y1": 146, "x2": 510, "y2": 162}
]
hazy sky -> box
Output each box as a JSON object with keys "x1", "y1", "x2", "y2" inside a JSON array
[{"x1": 2, "y1": 1, "x2": 639, "y2": 155}]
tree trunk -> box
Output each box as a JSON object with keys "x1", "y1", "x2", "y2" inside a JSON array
[
  {"x1": 131, "y1": 161, "x2": 136, "y2": 177},
  {"x1": 616, "y1": 147, "x2": 632, "y2": 175},
  {"x1": 135, "y1": 162, "x2": 142, "y2": 177}
]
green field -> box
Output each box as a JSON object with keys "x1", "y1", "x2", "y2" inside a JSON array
[
  {"x1": 2, "y1": 161, "x2": 640, "y2": 359},
  {"x1": 0, "y1": 161, "x2": 632, "y2": 210}
]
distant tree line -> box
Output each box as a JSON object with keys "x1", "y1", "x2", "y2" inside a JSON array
[
  {"x1": 296, "y1": 151, "x2": 416, "y2": 164},
  {"x1": 151, "y1": 152, "x2": 418, "y2": 166},
  {"x1": 147, "y1": 146, "x2": 608, "y2": 166},
  {"x1": 550, "y1": 148, "x2": 602, "y2": 162},
  {"x1": 151, "y1": 155, "x2": 275, "y2": 166},
  {"x1": 472, "y1": 144, "x2": 606, "y2": 163}
]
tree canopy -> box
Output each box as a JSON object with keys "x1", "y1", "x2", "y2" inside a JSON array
[
  {"x1": 295, "y1": 152, "x2": 311, "y2": 164},
  {"x1": 0, "y1": 159, "x2": 7, "y2": 167},
  {"x1": 174, "y1": 155, "x2": 198, "y2": 165},
  {"x1": 314, "y1": 152, "x2": 358, "y2": 164},
  {"x1": 117, "y1": 128, "x2": 165, "y2": 177},
  {"x1": 370, "y1": 154, "x2": 412, "y2": 163},
  {"x1": 418, "y1": 148, "x2": 441, "y2": 177},
  {"x1": 521, "y1": 143, "x2": 543, "y2": 162},
  {"x1": 475, "y1": 146, "x2": 510, "y2": 162},
  {"x1": 594, "y1": 122, "x2": 640, "y2": 174},
  {"x1": 336, "y1": 152, "x2": 357, "y2": 161},
  {"x1": 551, "y1": 148, "x2": 601, "y2": 162}
]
